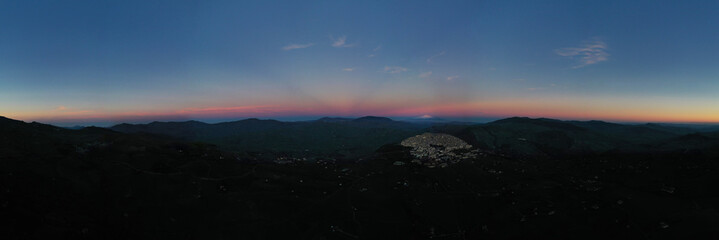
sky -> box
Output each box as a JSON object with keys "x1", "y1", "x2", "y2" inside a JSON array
[{"x1": 1, "y1": 0, "x2": 718, "y2": 126}]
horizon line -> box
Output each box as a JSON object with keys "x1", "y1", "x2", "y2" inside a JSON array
[{"x1": 4, "y1": 115, "x2": 719, "y2": 128}]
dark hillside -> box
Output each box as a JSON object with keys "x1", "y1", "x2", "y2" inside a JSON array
[
  {"x1": 3, "y1": 116, "x2": 719, "y2": 239},
  {"x1": 460, "y1": 118, "x2": 616, "y2": 157},
  {"x1": 110, "y1": 117, "x2": 425, "y2": 159},
  {"x1": 440, "y1": 117, "x2": 705, "y2": 158}
]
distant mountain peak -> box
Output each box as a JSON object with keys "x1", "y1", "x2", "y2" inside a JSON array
[
  {"x1": 587, "y1": 120, "x2": 611, "y2": 124},
  {"x1": 490, "y1": 117, "x2": 588, "y2": 132},
  {"x1": 0, "y1": 116, "x2": 25, "y2": 125},
  {"x1": 573, "y1": 120, "x2": 621, "y2": 127},
  {"x1": 145, "y1": 120, "x2": 207, "y2": 125},
  {"x1": 491, "y1": 116, "x2": 535, "y2": 123},
  {"x1": 234, "y1": 118, "x2": 283, "y2": 124},
  {"x1": 316, "y1": 117, "x2": 352, "y2": 122},
  {"x1": 353, "y1": 116, "x2": 393, "y2": 122},
  {"x1": 0, "y1": 116, "x2": 15, "y2": 122}
]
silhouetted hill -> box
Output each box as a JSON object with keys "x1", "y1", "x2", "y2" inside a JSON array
[
  {"x1": 110, "y1": 117, "x2": 424, "y2": 159},
  {"x1": 647, "y1": 123, "x2": 719, "y2": 133},
  {"x1": 0, "y1": 117, "x2": 25, "y2": 134},
  {"x1": 0, "y1": 116, "x2": 18, "y2": 123},
  {"x1": 3, "y1": 115, "x2": 719, "y2": 239},
  {"x1": 315, "y1": 117, "x2": 353, "y2": 122},
  {"x1": 493, "y1": 117, "x2": 586, "y2": 131},
  {"x1": 569, "y1": 121, "x2": 681, "y2": 145},
  {"x1": 109, "y1": 116, "x2": 718, "y2": 159},
  {"x1": 0, "y1": 116, "x2": 259, "y2": 238},
  {"x1": 567, "y1": 120, "x2": 623, "y2": 131},
  {"x1": 452, "y1": 117, "x2": 615, "y2": 157},
  {"x1": 642, "y1": 123, "x2": 699, "y2": 135},
  {"x1": 352, "y1": 116, "x2": 393, "y2": 122},
  {"x1": 652, "y1": 132, "x2": 719, "y2": 152},
  {"x1": 435, "y1": 117, "x2": 709, "y2": 158}
]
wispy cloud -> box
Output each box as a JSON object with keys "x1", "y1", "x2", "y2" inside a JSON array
[
  {"x1": 384, "y1": 66, "x2": 408, "y2": 74},
  {"x1": 282, "y1": 43, "x2": 314, "y2": 50},
  {"x1": 419, "y1": 71, "x2": 432, "y2": 78},
  {"x1": 55, "y1": 106, "x2": 67, "y2": 111},
  {"x1": 446, "y1": 75, "x2": 459, "y2": 81},
  {"x1": 373, "y1": 45, "x2": 382, "y2": 51},
  {"x1": 555, "y1": 39, "x2": 609, "y2": 68},
  {"x1": 331, "y1": 35, "x2": 355, "y2": 48},
  {"x1": 426, "y1": 51, "x2": 446, "y2": 63},
  {"x1": 342, "y1": 68, "x2": 355, "y2": 72}
]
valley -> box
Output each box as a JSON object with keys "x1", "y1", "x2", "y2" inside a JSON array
[{"x1": 2, "y1": 116, "x2": 719, "y2": 239}]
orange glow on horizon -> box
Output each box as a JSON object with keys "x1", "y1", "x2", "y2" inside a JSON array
[{"x1": 4, "y1": 100, "x2": 719, "y2": 124}]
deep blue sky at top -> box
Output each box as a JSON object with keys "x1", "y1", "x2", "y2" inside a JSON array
[{"x1": 1, "y1": 0, "x2": 718, "y2": 125}]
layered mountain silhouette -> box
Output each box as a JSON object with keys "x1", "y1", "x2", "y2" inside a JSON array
[
  {"x1": 110, "y1": 116, "x2": 424, "y2": 159},
  {"x1": 434, "y1": 117, "x2": 719, "y2": 158},
  {"x1": 3, "y1": 115, "x2": 719, "y2": 239},
  {"x1": 110, "y1": 116, "x2": 719, "y2": 159}
]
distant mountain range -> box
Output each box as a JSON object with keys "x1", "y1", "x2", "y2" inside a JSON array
[
  {"x1": 3, "y1": 115, "x2": 719, "y2": 238},
  {"x1": 434, "y1": 117, "x2": 719, "y2": 158},
  {"x1": 110, "y1": 116, "x2": 425, "y2": 159},
  {"x1": 3, "y1": 115, "x2": 718, "y2": 160},
  {"x1": 105, "y1": 115, "x2": 719, "y2": 159}
]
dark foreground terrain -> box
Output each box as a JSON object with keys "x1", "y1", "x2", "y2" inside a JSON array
[{"x1": 2, "y1": 116, "x2": 719, "y2": 239}]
